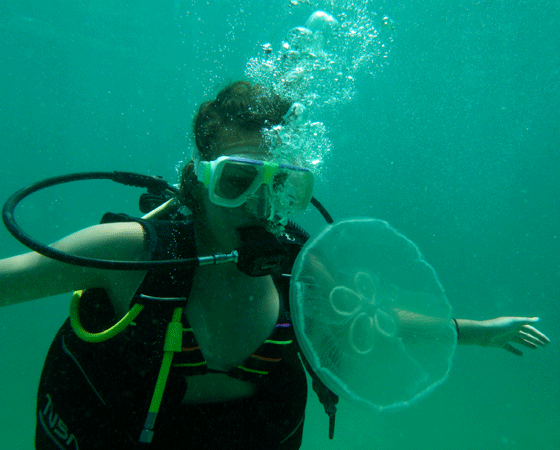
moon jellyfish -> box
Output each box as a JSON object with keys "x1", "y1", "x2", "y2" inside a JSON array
[{"x1": 290, "y1": 218, "x2": 457, "y2": 410}]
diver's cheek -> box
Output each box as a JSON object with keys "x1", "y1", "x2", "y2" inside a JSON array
[{"x1": 201, "y1": 200, "x2": 247, "y2": 248}]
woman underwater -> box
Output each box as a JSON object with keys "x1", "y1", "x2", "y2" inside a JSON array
[{"x1": 0, "y1": 81, "x2": 550, "y2": 449}]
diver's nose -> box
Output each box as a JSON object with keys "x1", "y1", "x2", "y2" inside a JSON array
[{"x1": 245, "y1": 185, "x2": 271, "y2": 218}]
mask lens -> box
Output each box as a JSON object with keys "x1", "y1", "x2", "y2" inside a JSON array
[
  {"x1": 271, "y1": 169, "x2": 314, "y2": 211},
  {"x1": 204, "y1": 156, "x2": 314, "y2": 212},
  {"x1": 215, "y1": 160, "x2": 261, "y2": 202}
]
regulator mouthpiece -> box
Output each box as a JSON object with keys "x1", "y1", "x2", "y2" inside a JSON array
[{"x1": 235, "y1": 225, "x2": 289, "y2": 276}]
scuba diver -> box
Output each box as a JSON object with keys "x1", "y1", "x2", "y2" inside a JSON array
[{"x1": 0, "y1": 81, "x2": 550, "y2": 449}]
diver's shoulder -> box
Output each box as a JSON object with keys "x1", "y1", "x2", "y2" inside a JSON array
[{"x1": 69, "y1": 221, "x2": 149, "y2": 261}]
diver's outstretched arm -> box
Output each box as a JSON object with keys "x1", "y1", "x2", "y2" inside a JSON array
[
  {"x1": 0, "y1": 222, "x2": 148, "y2": 307},
  {"x1": 454, "y1": 317, "x2": 550, "y2": 355}
]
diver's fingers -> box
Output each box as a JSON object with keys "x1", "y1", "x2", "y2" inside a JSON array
[
  {"x1": 522, "y1": 325, "x2": 550, "y2": 344},
  {"x1": 513, "y1": 334, "x2": 538, "y2": 349},
  {"x1": 510, "y1": 316, "x2": 539, "y2": 324},
  {"x1": 519, "y1": 330, "x2": 547, "y2": 347}
]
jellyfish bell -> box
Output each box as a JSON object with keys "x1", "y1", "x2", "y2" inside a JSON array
[{"x1": 290, "y1": 218, "x2": 457, "y2": 411}]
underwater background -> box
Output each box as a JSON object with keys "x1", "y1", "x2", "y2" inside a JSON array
[{"x1": 1, "y1": 0, "x2": 558, "y2": 449}]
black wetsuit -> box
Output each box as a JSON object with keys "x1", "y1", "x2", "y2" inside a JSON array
[{"x1": 35, "y1": 216, "x2": 308, "y2": 450}]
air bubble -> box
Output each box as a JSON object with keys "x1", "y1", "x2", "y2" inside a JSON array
[{"x1": 246, "y1": 3, "x2": 392, "y2": 173}]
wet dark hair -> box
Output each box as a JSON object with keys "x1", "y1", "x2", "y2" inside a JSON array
[
  {"x1": 180, "y1": 81, "x2": 292, "y2": 210},
  {"x1": 193, "y1": 81, "x2": 292, "y2": 160}
]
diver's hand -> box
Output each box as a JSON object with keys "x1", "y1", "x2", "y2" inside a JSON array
[{"x1": 456, "y1": 317, "x2": 550, "y2": 356}]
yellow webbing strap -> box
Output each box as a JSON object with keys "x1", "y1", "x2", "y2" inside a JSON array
[
  {"x1": 69, "y1": 290, "x2": 144, "y2": 343},
  {"x1": 69, "y1": 196, "x2": 179, "y2": 343},
  {"x1": 139, "y1": 306, "x2": 184, "y2": 444}
]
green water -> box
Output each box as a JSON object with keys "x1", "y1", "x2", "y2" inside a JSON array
[{"x1": 1, "y1": 1, "x2": 558, "y2": 448}]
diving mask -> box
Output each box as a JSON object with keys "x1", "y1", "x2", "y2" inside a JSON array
[{"x1": 195, "y1": 155, "x2": 314, "y2": 212}]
